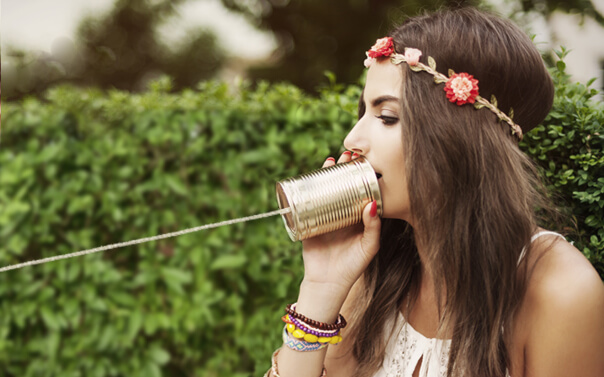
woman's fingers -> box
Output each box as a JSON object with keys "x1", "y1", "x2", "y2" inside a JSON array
[
  {"x1": 322, "y1": 156, "x2": 336, "y2": 168},
  {"x1": 360, "y1": 200, "x2": 382, "y2": 258},
  {"x1": 323, "y1": 151, "x2": 356, "y2": 168},
  {"x1": 337, "y1": 151, "x2": 353, "y2": 164}
]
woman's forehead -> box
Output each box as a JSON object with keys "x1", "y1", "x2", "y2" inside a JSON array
[{"x1": 364, "y1": 60, "x2": 403, "y2": 103}]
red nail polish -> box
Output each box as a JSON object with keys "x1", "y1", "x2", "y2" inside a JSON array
[
  {"x1": 343, "y1": 151, "x2": 352, "y2": 155},
  {"x1": 326, "y1": 157, "x2": 335, "y2": 161},
  {"x1": 352, "y1": 153, "x2": 360, "y2": 158},
  {"x1": 370, "y1": 201, "x2": 377, "y2": 217}
]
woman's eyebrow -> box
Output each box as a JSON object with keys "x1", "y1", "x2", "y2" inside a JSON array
[{"x1": 371, "y1": 95, "x2": 399, "y2": 107}]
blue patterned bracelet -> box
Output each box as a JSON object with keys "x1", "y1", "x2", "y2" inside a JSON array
[{"x1": 282, "y1": 326, "x2": 329, "y2": 352}]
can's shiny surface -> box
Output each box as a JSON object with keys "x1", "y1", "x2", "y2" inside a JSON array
[{"x1": 276, "y1": 156, "x2": 382, "y2": 241}]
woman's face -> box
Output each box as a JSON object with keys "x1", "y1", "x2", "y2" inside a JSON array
[{"x1": 344, "y1": 59, "x2": 411, "y2": 222}]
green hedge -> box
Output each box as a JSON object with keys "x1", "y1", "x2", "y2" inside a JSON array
[
  {"x1": 0, "y1": 63, "x2": 602, "y2": 376},
  {"x1": 521, "y1": 49, "x2": 604, "y2": 277},
  {"x1": 0, "y1": 78, "x2": 360, "y2": 377}
]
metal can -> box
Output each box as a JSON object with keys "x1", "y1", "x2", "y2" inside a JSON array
[{"x1": 276, "y1": 156, "x2": 382, "y2": 241}]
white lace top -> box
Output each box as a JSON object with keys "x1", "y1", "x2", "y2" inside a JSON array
[
  {"x1": 372, "y1": 231, "x2": 565, "y2": 377},
  {"x1": 374, "y1": 313, "x2": 451, "y2": 377}
]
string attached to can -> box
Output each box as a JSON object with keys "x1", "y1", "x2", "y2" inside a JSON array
[
  {"x1": 1, "y1": 156, "x2": 382, "y2": 273},
  {"x1": 0, "y1": 208, "x2": 291, "y2": 273}
]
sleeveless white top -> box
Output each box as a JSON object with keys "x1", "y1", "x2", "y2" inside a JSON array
[{"x1": 372, "y1": 231, "x2": 565, "y2": 377}]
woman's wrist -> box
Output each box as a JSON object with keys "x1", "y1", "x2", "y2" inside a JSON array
[{"x1": 295, "y1": 280, "x2": 351, "y2": 323}]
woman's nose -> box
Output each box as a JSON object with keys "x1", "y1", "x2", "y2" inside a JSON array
[{"x1": 343, "y1": 120, "x2": 368, "y2": 155}]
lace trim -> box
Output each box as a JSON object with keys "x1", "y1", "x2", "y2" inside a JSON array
[{"x1": 381, "y1": 314, "x2": 451, "y2": 377}]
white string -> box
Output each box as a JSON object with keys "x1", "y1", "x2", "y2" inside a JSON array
[{"x1": 0, "y1": 208, "x2": 291, "y2": 273}]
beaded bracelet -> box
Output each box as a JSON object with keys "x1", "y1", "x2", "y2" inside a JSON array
[
  {"x1": 282, "y1": 315, "x2": 340, "y2": 337},
  {"x1": 285, "y1": 323, "x2": 343, "y2": 345},
  {"x1": 286, "y1": 303, "x2": 347, "y2": 330},
  {"x1": 283, "y1": 325, "x2": 330, "y2": 351},
  {"x1": 263, "y1": 348, "x2": 328, "y2": 377}
]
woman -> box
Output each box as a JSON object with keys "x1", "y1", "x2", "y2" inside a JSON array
[{"x1": 266, "y1": 7, "x2": 604, "y2": 377}]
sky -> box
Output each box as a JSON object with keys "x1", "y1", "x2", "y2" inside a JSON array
[{"x1": 1, "y1": 0, "x2": 276, "y2": 60}]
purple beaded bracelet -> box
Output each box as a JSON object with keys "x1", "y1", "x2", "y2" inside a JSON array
[{"x1": 288, "y1": 314, "x2": 340, "y2": 338}]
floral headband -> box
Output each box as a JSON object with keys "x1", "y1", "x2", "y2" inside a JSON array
[{"x1": 364, "y1": 37, "x2": 523, "y2": 140}]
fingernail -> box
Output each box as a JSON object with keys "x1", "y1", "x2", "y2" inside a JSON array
[
  {"x1": 370, "y1": 201, "x2": 377, "y2": 217},
  {"x1": 326, "y1": 157, "x2": 335, "y2": 161},
  {"x1": 352, "y1": 153, "x2": 360, "y2": 158},
  {"x1": 343, "y1": 151, "x2": 352, "y2": 156}
]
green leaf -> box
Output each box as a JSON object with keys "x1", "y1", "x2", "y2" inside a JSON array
[
  {"x1": 40, "y1": 307, "x2": 61, "y2": 330},
  {"x1": 161, "y1": 267, "x2": 192, "y2": 284},
  {"x1": 585, "y1": 215, "x2": 598, "y2": 227},
  {"x1": 556, "y1": 60, "x2": 566, "y2": 72},
  {"x1": 165, "y1": 175, "x2": 188, "y2": 196},
  {"x1": 210, "y1": 254, "x2": 248, "y2": 270},
  {"x1": 490, "y1": 95, "x2": 498, "y2": 108},
  {"x1": 149, "y1": 347, "x2": 170, "y2": 365},
  {"x1": 428, "y1": 56, "x2": 436, "y2": 70}
]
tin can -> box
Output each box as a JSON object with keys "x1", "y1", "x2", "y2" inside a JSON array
[{"x1": 276, "y1": 156, "x2": 383, "y2": 241}]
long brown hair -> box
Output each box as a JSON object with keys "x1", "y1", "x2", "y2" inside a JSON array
[{"x1": 347, "y1": 8, "x2": 555, "y2": 377}]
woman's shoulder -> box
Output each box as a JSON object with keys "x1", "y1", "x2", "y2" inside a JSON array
[
  {"x1": 519, "y1": 229, "x2": 604, "y2": 376},
  {"x1": 524, "y1": 229, "x2": 602, "y2": 308}
]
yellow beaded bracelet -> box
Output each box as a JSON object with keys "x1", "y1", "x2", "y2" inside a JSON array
[{"x1": 286, "y1": 323, "x2": 343, "y2": 345}]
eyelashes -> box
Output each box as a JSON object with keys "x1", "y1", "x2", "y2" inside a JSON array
[{"x1": 376, "y1": 115, "x2": 399, "y2": 125}]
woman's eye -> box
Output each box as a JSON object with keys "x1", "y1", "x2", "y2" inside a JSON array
[{"x1": 376, "y1": 115, "x2": 399, "y2": 125}]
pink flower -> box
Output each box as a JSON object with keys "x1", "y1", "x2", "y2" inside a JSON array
[
  {"x1": 366, "y1": 37, "x2": 394, "y2": 59},
  {"x1": 444, "y1": 72, "x2": 479, "y2": 105},
  {"x1": 404, "y1": 48, "x2": 422, "y2": 66}
]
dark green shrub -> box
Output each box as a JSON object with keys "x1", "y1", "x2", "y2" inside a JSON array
[
  {"x1": 0, "y1": 57, "x2": 601, "y2": 376},
  {"x1": 0, "y1": 79, "x2": 359, "y2": 377},
  {"x1": 521, "y1": 48, "x2": 604, "y2": 277}
]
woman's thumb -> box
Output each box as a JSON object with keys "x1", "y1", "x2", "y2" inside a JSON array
[{"x1": 360, "y1": 200, "x2": 382, "y2": 255}]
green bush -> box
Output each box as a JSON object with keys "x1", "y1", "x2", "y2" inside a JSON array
[
  {"x1": 521, "y1": 48, "x2": 604, "y2": 277},
  {"x1": 0, "y1": 62, "x2": 602, "y2": 376},
  {"x1": 0, "y1": 79, "x2": 360, "y2": 377}
]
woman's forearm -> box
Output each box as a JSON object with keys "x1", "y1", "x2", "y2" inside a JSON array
[{"x1": 269, "y1": 280, "x2": 352, "y2": 377}]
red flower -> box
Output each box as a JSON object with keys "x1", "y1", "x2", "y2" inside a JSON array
[
  {"x1": 366, "y1": 37, "x2": 394, "y2": 59},
  {"x1": 444, "y1": 72, "x2": 479, "y2": 105}
]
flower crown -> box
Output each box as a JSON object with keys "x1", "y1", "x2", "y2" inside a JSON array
[{"x1": 365, "y1": 37, "x2": 523, "y2": 140}]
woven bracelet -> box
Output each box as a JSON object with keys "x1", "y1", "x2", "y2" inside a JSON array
[{"x1": 283, "y1": 326, "x2": 330, "y2": 352}]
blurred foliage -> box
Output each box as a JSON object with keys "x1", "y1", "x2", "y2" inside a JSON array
[
  {"x1": 220, "y1": 0, "x2": 604, "y2": 92},
  {"x1": 220, "y1": 0, "x2": 478, "y2": 92},
  {"x1": 4, "y1": 0, "x2": 603, "y2": 100},
  {"x1": 521, "y1": 46, "x2": 604, "y2": 277},
  {"x1": 522, "y1": 0, "x2": 604, "y2": 24},
  {"x1": 0, "y1": 75, "x2": 360, "y2": 376},
  {"x1": 0, "y1": 54, "x2": 602, "y2": 376},
  {"x1": 2, "y1": 0, "x2": 225, "y2": 101}
]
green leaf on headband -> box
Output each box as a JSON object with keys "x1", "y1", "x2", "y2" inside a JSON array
[
  {"x1": 509, "y1": 108, "x2": 514, "y2": 120},
  {"x1": 474, "y1": 102, "x2": 486, "y2": 110},
  {"x1": 409, "y1": 64, "x2": 423, "y2": 72},
  {"x1": 428, "y1": 56, "x2": 436, "y2": 70},
  {"x1": 448, "y1": 69, "x2": 455, "y2": 77},
  {"x1": 391, "y1": 56, "x2": 404, "y2": 65},
  {"x1": 490, "y1": 94, "x2": 498, "y2": 108},
  {"x1": 434, "y1": 76, "x2": 447, "y2": 84}
]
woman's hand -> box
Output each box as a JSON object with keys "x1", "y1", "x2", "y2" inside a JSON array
[{"x1": 300, "y1": 151, "x2": 382, "y2": 297}]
